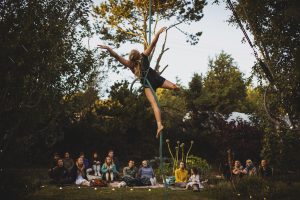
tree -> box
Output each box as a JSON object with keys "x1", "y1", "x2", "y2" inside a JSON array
[
  {"x1": 184, "y1": 52, "x2": 249, "y2": 117},
  {"x1": 0, "y1": 0, "x2": 100, "y2": 162},
  {"x1": 224, "y1": 0, "x2": 300, "y2": 172},
  {"x1": 227, "y1": 0, "x2": 300, "y2": 129},
  {"x1": 93, "y1": 0, "x2": 207, "y2": 73},
  {"x1": 185, "y1": 73, "x2": 204, "y2": 113}
]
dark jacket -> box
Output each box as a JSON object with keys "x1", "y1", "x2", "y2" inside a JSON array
[
  {"x1": 258, "y1": 166, "x2": 272, "y2": 178},
  {"x1": 63, "y1": 158, "x2": 74, "y2": 172},
  {"x1": 71, "y1": 164, "x2": 88, "y2": 182},
  {"x1": 52, "y1": 166, "x2": 73, "y2": 185}
]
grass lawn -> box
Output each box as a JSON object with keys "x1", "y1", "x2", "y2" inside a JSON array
[{"x1": 29, "y1": 185, "x2": 211, "y2": 200}]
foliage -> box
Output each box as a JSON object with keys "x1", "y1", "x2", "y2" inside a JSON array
[
  {"x1": 209, "y1": 177, "x2": 300, "y2": 200},
  {"x1": 58, "y1": 80, "x2": 157, "y2": 164},
  {"x1": 228, "y1": 0, "x2": 300, "y2": 130},
  {"x1": 0, "y1": 0, "x2": 101, "y2": 164},
  {"x1": 181, "y1": 52, "x2": 263, "y2": 164},
  {"x1": 154, "y1": 162, "x2": 174, "y2": 179},
  {"x1": 93, "y1": 0, "x2": 207, "y2": 72},
  {"x1": 261, "y1": 129, "x2": 300, "y2": 173},
  {"x1": 186, "y1": 155, "x2": 211, "y2": 177}
]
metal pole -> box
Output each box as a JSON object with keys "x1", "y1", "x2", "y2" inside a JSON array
[
  {"x1": 148, "y1": 1, "x2": 167, "y2": 195},
  {"x1": 148, "y1": 0, "x2": 152, "y2": 43}
]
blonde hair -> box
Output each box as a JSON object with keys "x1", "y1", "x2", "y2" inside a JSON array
[
  {"x1": 246, "y1": 159, "x2": 252, "y2": 164},
  {"x1": 129, "y1": 49, "x2": 142, "y2": 78}
]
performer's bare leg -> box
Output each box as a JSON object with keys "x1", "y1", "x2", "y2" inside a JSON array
[
  {"x1": 145, "y1": 88, "x2": 164, "y2": 138},
  {"x1": 161, "y1": 79, "x2": 180, "y2": 90}
]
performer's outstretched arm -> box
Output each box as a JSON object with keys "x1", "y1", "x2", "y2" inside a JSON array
[
  {"x1": 143, "y1": 27, "x2": 167, "y2": 56},
  {"x1": 98, "y1": 45, "x2": 131, "y2": 68}
]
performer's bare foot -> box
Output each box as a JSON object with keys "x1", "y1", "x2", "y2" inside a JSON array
[
  {"x1": 173, "y1": 84, "x2": 180, "y2": 91},
  {"x1": 156, "y1": 124, "x2": 164, "y2": 138}
]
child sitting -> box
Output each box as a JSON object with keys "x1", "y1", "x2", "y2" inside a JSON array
[{"x1": 186, "y1": 168, "x2": 204, "y2": 191}]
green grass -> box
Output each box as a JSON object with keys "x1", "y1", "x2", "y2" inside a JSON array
[
  {"x1": 29, "y1": 185, "x2": 211, "y2": 200},
  {"x1": 5, "y1": 168, "x2": 300, "y2": 200}
]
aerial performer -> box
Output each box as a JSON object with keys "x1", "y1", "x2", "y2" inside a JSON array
[{"x1": 98, "y1": 27, "x2": 179, "y2": 138}]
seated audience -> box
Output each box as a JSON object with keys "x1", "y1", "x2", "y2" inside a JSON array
[
  {"x1": 91, "y1": 152, "x2": 101, "y2": 176},
  {"x1": 174, "y1": 161, "x2": 188, "y2": 188},
  {"x1": 258, "y1": 159, "x2": 272, "y2": 178},
  {"x1": 242, "y1": 159, "x2": 257, "y2": 176},
  {"x1": 232, "y1": 160, "x2": 243, "y2": 178},
  {"x1": 138, "y1": 160, "x2": 156, "y2": 186},
  {"x1": 101, "y1": 156, "x2": 118, "y2": 182},
  {"x1": 71, "y1": 157, "x2": 90, "y2": 186},
  {"x1": 51, "y1": 158, "x2": 73, "y2": 186},
  {"x1": 186, "y1": 167, "x2": 204, "y2": 191},
  {"x1": 86, "y1": 152, "x2": 102, "y2": 181},
  {"x1": 48, "y1": 152, "x2": 60, "y2": 179},
  {"x1": 63, "y1": 152, "x2": 74, "y2": 173},
  {"x1": 107, "y1": 149, "x2": 120, "y2": 172},
  {"x1": 119, "y1": 160, "x2": 139, "y2": 187},
  {"x1": 79, "y1": 152, "x2": 89, "y2": 169}
]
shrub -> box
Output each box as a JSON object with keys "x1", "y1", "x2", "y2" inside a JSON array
[
  {"x1": 209, "y1": 177, "x2": 300, "y2": 200},
  {"x1": 186, "y1": 155, "x2": 211, "y2": 177}
]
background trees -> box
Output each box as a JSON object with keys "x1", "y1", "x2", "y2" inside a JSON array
[
  {"x1": 93, "y1": 0, "x2": 207, "y2": 73},
  {"x1": 0, "y1": 0, "x2": 101, "y2": 164},
  {"x1": 226, "y1": 0, "x2": 300, "y2": 171},
  {"x1": 0, "y1": 0, "x2": 299, "y2": 175}
]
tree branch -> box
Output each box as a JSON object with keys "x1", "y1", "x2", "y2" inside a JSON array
[
  {"x1": 159, "y1": 64, "x2": 169, "y2": 75},
  {"x1": 155, "y1": 30, "x2": 169, "y2": 71}
]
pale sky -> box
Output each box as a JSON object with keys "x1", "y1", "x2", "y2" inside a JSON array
[{"x1": 89, "y1": 0, "x2": 256, "y2": 93}]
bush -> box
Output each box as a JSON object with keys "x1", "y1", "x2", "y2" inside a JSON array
[
  {"x1": 186, "y1": 155, "x2": 211, "y2": 177},
  {"x1": 208, "y1": 177, "x2": 300, "y2": 200}
]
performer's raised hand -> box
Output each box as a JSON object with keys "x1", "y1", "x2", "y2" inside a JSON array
[
  {"x1": 157, "y1": 26, "x2": 167, "y2": 34},
  {"x1": 97, "y1": 44, "x2": 110, "y2": 50}
]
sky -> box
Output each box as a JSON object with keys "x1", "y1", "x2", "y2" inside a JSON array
[{"x1": 89, "y1": 0, "x2": 256, "y2": 93}]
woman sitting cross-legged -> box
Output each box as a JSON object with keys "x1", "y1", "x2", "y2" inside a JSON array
[
  {"x1": 138, "y1": 160, "x2": 157, "y2": 186},
  {"x1": 174, "y1": 161, "x2": 188, "y2": 188},
  {"x1": 71, "y1": 157, "x2": 91, "y2": 186},
  {"x1": 101, "y1": 156, "x2": 119, "y2": 182}
]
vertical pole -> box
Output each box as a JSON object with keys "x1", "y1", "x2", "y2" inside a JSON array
[
  {"x1": 148, "y1": 1, "x2": 167, "y2": 194},
  {"x1": 148, "y1": 0, "x2": 152, "y2": 43}
]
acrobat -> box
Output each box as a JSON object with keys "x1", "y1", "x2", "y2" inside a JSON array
[{"x1": 98, "y1": 27, "x2": 179, "y2": 138}]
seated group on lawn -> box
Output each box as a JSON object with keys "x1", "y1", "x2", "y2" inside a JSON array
[
  {"x1": 222, "y1": 159, "x2": 273, "y2": 181},
  {"x1": 48, "y1": 150, "x2": 157, "y2": 187},
  {"x1": 174, "y1": 161, "x2": 204, "y2": 190}
]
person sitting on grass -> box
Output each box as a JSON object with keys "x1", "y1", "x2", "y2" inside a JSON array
[
  {"x1": 48, "y1": 152, "x2": 60, "y2": 179},
  {"x1": 242, "y1": 159, "x2": 257, "y2": 176},
  {"x1": 174, "y1": 161, "x2": 188, "y2": 188},
  {"x1": 232, "y1": 160, "x2": 244, "y2": 178},
  {"x1": 63, "y1": 152, "x2": 74, "y2": 173},
  {"x1": 138, "y1": 160, "x2": 156, "y2": 186},
  {"x1": 86, "y1": 152, "x2": 102, "y2": 181},
  {"x1": 71, "y1": 157, "x2": 90, "y2": 186},
  {"x1": 186, "y1": 168, "x2": 203, "y2": 191},
  {"x1": 119, "y1": 160, "x2": 139, "y2": 187},
  {"x1": 258, "y1": 159, "x2": 272, "y2": 179},
  {"x1": 51, "y1": 158, "x2": 73, "y2": 186},
  {"x1": 79, "y1": 152, "x2": 90, "y2": 169},
  {"x1": 107, "y1": 149, "x2": 120, "y2": 172},
  {"x1": 101, "y1": 156, "x2": 118, "y2": 182},
  {"x1": 91, "y1": 152, "x2": 101, "y2": 176}
]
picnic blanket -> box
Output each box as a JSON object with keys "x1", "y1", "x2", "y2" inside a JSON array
[{"x1": 108, "y1": 181, "x2": 164, "y2": 189}]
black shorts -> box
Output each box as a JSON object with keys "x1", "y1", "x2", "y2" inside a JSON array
[{"x1": 142, "y1": 68, "x2": 165, "y2": 91}]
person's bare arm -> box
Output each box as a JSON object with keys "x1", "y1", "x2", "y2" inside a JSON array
[
  {"x1": 143, "y1": 27, "x2": 167, "y2": 56},
  {"x1": 98, "y1": 45, "x2": 131, "y2": 68}
]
